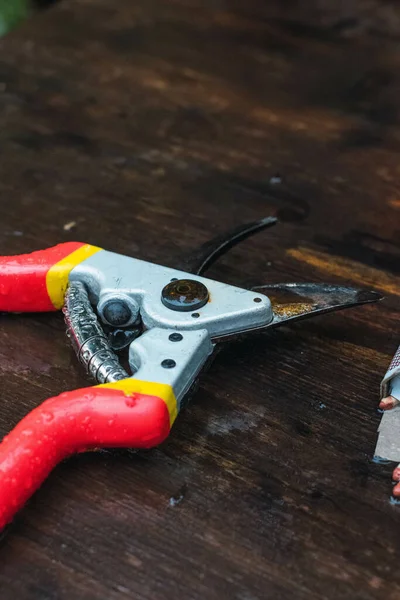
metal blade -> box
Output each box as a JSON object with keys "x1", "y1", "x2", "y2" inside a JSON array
[
  {"x1": 252, "y1": 283, "x2": 383, "y2": 327},
  {"x1": 213, "y1": 283, "x2": 382, "y2": 342},
  {"x1": 179, "y1": 216, "x2": 277, "y2": 275},
  {"x1": 375, "y1": 406, "x2": 400, "y2": 463}
]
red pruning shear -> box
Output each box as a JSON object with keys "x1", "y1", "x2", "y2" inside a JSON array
[{"x1": 0, "y1": 217, "x2": 382, "y2": 528}]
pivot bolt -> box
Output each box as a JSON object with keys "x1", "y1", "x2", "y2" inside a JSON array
[
  {"x1": 98, "y1": 294, "x2": 139, "y2": 327},
  {"x1": 161, "y1": 279, "x2": 209, "y2": 312},
  {"x1": 103, "y1": 300, "x2": 132, "y2": 326}
]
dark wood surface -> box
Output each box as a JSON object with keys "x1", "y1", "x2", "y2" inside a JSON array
[{"x1": 0, "y1": 1, "x2": 400, "y2": 598}]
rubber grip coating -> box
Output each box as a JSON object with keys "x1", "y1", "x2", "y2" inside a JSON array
[
  {"x1": 0, "y1": 242, "x2": 93, "y2": 312},
  {"x1": 0, "y1": 385, "x2": 171, "y2": 529}
]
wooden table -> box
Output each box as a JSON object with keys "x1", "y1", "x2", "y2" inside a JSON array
[{"x1": 0, "y1": 1, "x2": 399, "y2": 598}]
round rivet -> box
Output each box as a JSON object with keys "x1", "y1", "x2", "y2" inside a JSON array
[
  {"x1": 253, "y1": 297, "x2": 262, "y2": 303},
  {"x1": 169, "y1": 333, "x2": 183, "y2": 342},
  {"x1": 161, "y1": 359, "x2": 176, "y2": 369},
  {"x1": 161, "y1": 279, "x2": 209, "y2": 312},
  {"x1": 103, "y1": 300, "x2": 132, "y2": 326}
]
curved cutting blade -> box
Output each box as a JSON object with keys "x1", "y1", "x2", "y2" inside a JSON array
[
  {"x1": 252, "y1": 283, "x2": 383, "y2": 327},
  {"x1": 213, "y1": 283, "x2": 382, "y2": 342}
]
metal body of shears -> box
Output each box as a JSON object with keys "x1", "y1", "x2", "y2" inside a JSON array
[{"x1": 0, "y1": 217, "x2": 382, "y2": 528}]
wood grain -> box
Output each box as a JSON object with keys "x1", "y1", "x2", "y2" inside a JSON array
[{"x1": 0, "y1": 1, "x2": 399, "y2": 598}]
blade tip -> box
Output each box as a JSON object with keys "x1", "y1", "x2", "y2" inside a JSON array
[{"x1": 356, "y1": 290, "x2": 384, "y2": 303}]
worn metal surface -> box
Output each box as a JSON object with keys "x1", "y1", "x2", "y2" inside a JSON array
[
  {"x1": 252, "y1": 283, "x2": 382, "y2": 327},
  {"x1": 0, "y1": 1, "x2": 400, "y2": 599},
  {"x1": 375, "y1": 406, "x2": 400, "y2": 462}
]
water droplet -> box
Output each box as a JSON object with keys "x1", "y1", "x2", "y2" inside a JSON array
[
  {"x1": 169, "y1": 484, "x2": 187, "y2": 507},
  {"x1": 108, "y1": 419, "x2": 115, "y2": 427},
  {"x1": 125, "y1": 397, "x2": 136, "y2": 408},
  {"x1": 270, "y1": 174, "x2": 282, "y2": 185},
  {"x1": 22, "y1": 429, "x2": 33, "y2": 437},
  {"x1": 169, "y1": 496, "x2": 183, "y2": 507},
  {"x1": 42, "y1": 411, "x2": 54, "y2": 423}
]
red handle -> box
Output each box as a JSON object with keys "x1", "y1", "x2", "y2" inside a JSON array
[
  {"x1": 0, "y1": 242, "x2": 101, "y2": 312},
  {"x1": 0, "y1": 381, "x2": 174, "y2": 529}
]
